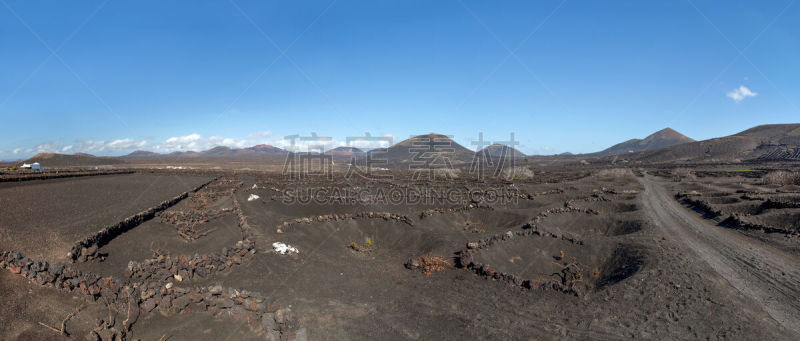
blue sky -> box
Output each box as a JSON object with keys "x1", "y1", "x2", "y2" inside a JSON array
[{"x1": 1, "y1": 0, "x2": 798, "y2": 159}]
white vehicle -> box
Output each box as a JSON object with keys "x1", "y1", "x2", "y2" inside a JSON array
[{"x1": 20, "y1": 162, "x2": 42, "y2": 170}]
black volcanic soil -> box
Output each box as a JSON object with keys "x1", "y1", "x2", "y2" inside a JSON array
[
  {"x1": 76, "y1": 214, "x2": 242, "y2": 280},
  {"x1": 665, "y1": 168, "x2": 800, "y2": 252},
  {"x1": 0, "y1": 174, "x2": 211, "y2": 263},
  {"x1": 1, "y1": 168, "x2": 799, "y2": 340},
  {"x1": 0, "y1": 270, "x2": 103, "y2": 340}
]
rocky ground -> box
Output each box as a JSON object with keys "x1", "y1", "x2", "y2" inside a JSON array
[{"x1": 1, "y1": 167, "x2": 799, "y2": 340}]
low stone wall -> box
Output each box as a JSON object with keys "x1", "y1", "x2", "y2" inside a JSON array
[
  {"x1": 412, "y1": 200, "x2": 602, "y2": 296},
  {"x1": 676, "y1": 193, "x2": 797, "y2": 236},
  {"x1": 451, "y1": 227, "x2": 585, "y2": 296},
  {"x1": 0, "y1": 249, "x2": 301, "y2": 340},
  {"x1": 761, "y1": 198, "x2": 800, "y2": 210},
  {"x1": 276, "y1": 211, "x2": 414, "y2": 232},
  {"x1": 720, "y1": 214, "x2": 798, "y2": 235},
  {"x1": 675, "y1": 194, "x2": 723, "y2": 218},
  {"x1": 128, "y1": 188, "x2": 257, "y2": 283},
  {"x1": 418, "y1": 204, "x2": 494, "y2": 218},
  {"x1": 2, "y1": 177, "x2": 307, "y2": 339},
  {"x1": 67, "y1": 179, "x2": 215, "y2": 262}
]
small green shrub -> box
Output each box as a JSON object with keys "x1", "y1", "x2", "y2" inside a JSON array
[{"x1": 350, "y1": 237, "x2": 375, "y2": 253}]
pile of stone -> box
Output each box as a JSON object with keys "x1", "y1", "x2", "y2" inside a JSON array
[
  {"x1": 593, "y1": 187, "x2": 639, "y2": 195},
  {"x1": 418, "y1": 204, "x2": 493, "y2": 219},
  {"x1": 67, "y1": 180, "x2": 214, "y2": 263},
  {"x1": 720, "y1": 213, "x2": 798, "y2": 236},
  {"x1": 160, "y1": 208, "x2": 231, "y2": 226},
  {"x1": 277, "y1": 211, "x2": 413, "y2": 232},
  {"x1": 451, "y1": 228, "x2": 585, "y2": 296},
  {"x1": 127, "y1": 239, "x2": 257, "y2": 282},
  {"x1": 516, "y1": 188, "x2": 565, "y2": 200},
  {"x1": 565, "y1": 198, "x2": 606, "y2": 209},
  {"x1": 740, "y1": 193, "x2": 766, "y2": 201},
  {"x1": 127, "y1": 190, "x2": 260, "y2": 282},
  {"x1": 189, "y1": 179, "x2": 241, "y2": 210},
  {"x1": 1, "y1": 248, "x2": 301, "y2": 340},
  {"x1": 160, "y1": 208, "x2": 232, "y2": 241},
  {"x1": 527, "y1": 203, "x2": 598, "y2": 226},
  {"x1": 675, "y1": 194, "x2": 723, "y2": 218},
  {"x1": 761, "y1": 198, "x2": 800, "y2": 210},
  {"x1": 2, "y1": 175, "x2": 309, "y2": 339}
]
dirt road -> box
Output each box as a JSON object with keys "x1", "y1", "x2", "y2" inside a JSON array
[{"x1": 638, "y1": 176, "x2": 800, "y2": 336}]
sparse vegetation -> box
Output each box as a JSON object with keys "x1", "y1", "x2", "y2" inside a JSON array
[
  {"x1": 417, "y1": 254, "x2": 452, "y2": 275},
  {"x1": 595, "y1": 168, "x2": 633, "y2": 178},
  {"x1": 673, "y1": 168, "x2": 695, "y2": 181},
  {"x1": 349, "y1": 237, "x2": 375, "y2": 253},
  {"x1": 501, "y1": 166, "x2": 534, "y2": 180},
  {"x1": 763, "y1": 171, "x2": 800, "y2": 186},
  {"x1": 463, "y1": 220, "x2": 485, "y2": 233}
]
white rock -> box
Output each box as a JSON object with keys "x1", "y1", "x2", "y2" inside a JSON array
[
  {"x1": 248, "y1": 194, "x2": 260, "y2": 201},
  {"x1": 272, "y1": 242, "x2": 299, "y2": 255}
]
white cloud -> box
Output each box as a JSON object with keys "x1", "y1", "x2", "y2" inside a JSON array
[
  {"x1": 209, "y1": 136, "x2": 249, "y2": 148},
  {"x1": 9, "y1": 138, "x2": 150, "y2": 157},
  {"x1": 107, "y1": 138, "x2": 147, "y2": 150},
  {"x1": 161, "y1": 133, "x2": 202, "y2": 151},
  {"x1": 5, "y1": 132, "x2": 401, "y2": 159},
  {"x1": 247, "y1": 131, "x2": 272, "y2": 138},
  {"x1": 165, "y1": 133, "x2": 201, "y2": 144},
  {"x1": 340, "y1": 133, "x2": 395, "y2": 151},
  {"x1": 156, "y1": 133, "x2": 252, "y2": 153},
  {"x1": 727, "y1": 85, "x2": 758, "y2": 103},
  {"x1": 34, "y1": 142, "x2": 59, "y2": 153}
]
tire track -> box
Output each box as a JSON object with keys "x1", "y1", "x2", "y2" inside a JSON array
[{"x1": 639, "y1": 176, "x2": 800, "y2": 336}]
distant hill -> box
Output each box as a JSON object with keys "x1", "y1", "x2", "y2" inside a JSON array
[
  {"x1": 15, "y1": 124, "x2": 798, "y2": 168},
  {"x1": 19, "y1": 152, "x2": 126, "y2": 167},
  {"x1": 625, "y1": 124, "x2": 800, "y2": 163},
  {"x1": 201, "y1": 146, "x2": 236, "y2": 157},
  {"x1": 597, "y1": 128, "x2": 694, "y2": 156},
  {"x1": 122, "y1": 150, "x2": 161, "y2": 158},
  {"x1": 122, "y1": 144, "x2": 288, "y2": 159},
  {"x1": 381, "y1": 133, "x2": 476, "y2": 166},
  {"x1": 325, "y1": 146, "x2": 365, "y2": 157},
  {"x1": 245, "y1": 144, "x2": 286, "y2": 154},
  {"x1": 481, "y1": 144, "x2": 526, "y2": 158}
]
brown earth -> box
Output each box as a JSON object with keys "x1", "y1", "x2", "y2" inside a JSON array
[
  {"x1": 0, "y1": 174, "x2": 212, "y2": 263},
  {"x1": 1, "y1": 167, "x2": 800, "y2": 340}
]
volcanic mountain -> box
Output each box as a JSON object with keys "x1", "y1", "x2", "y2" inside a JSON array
[
  {"x1": 20, "y1": 152, "x2": 126, "y2": 167},
  {"x1": 481, "y1": 144, "x2": 526, "y2": 158},
  {"x1": 623, "y1": 124, "x2": 800, "y2": 163},
  {"x1": 597, "y1": 128, "x2": 694, "y2": 156},
  {"x1": 122, "y1": 150, "x2": 161, "y2": 158},
  {"x1": 325, "y1": 146, "x2": 365, "y2": 157},
  {"x1": 380, "y1": 133, "x2": 476, "y2": 166},
  {"x1": 122, "y1": 144, "x2": 288, "y2": 158}
]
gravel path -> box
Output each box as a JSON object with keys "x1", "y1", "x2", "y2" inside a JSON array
[{"x1": 639, "y1": 176, "x2": 800, "y2": 336}]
